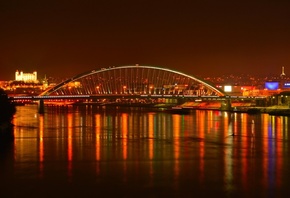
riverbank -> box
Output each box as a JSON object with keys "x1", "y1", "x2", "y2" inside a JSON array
[{"x1": 251, "y1": 105, "x2": 290, "y2": 115}]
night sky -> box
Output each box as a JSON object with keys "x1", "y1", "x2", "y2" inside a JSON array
[{"x1": 1, "y1": 0, "x2": 290, "y2": 80}]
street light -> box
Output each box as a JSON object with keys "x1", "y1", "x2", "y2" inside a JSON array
[
  {"x1": 123, "y1": 86, "x2": 127, "y2": 94},
  {"x1": 149, "y1": 86, "x2": 153, "y2": 94}
]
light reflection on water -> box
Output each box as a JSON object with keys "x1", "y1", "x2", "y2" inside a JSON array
[{"x1": 1, "y1": 105, "x2": 290, "y2": 197}]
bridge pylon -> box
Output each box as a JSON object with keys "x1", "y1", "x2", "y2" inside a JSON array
[
  {"x1": 220, "y1": 98, "x2": 232, "y2": 111},
  {"x1": 38, "y1": 99, "x2": 45, "y2": 114}
]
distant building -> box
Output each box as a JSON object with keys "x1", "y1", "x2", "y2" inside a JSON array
[{"x1": 15, "y1": 70, "x2": 38, "y2": 83}]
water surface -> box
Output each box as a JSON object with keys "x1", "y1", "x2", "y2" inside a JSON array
[{"x1": 1, "y1": 105, "x2": 290, "y2": 197}]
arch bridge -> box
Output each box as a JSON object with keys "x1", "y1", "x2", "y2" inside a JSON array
[{"x1": 41, "y1": 65, "x2": 225, "y2": 99}]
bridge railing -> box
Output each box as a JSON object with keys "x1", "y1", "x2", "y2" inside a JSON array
[{"x1": 9, "y1": 94, "x2": 267, "y2": 102}]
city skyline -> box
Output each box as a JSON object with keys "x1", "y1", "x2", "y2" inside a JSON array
[
  {"x1": 1, "y1": 0, "x2": 290, "y2": 80},
  {"x1": 1, "y1": 65, "x2": 288, "y2": 80}
]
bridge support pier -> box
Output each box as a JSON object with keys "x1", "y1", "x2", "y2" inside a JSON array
[
  {"x1": 220, "y1": 99, "x2": 232, "y2": 111},
  {"x1": 177, "y1": 98, "x2": 186, "y2": 105},
  {"x1": 38, "y1": 99, "x2": 45, "y2": 114}
]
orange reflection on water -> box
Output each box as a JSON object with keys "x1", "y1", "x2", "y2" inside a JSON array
[
  {"x1": 67, "y1": 113, "x2": 73, "y2": 161},
  {"x1": 39, "y1": 114, "x2": 44, "y2": 177},
  {"x1": 196, "y1": 110, "x2": 205, "y2": 183},
  {"x1": 172, "y1": 114, "x2": 180, "y2": 147},
  {"x1": 121, "y1": 113, "x2": 128, "y2": 183},
  {"x1": 95, "y1": 114, "x2": 101, "y2": 175},
  {"x1": 223, "y1": 112, "x2": 229, "y2": 137},
  {"x1": 275, "y1": 116, "x2": 283, "y2": 188},
  {"x1": 95, "y1": 114, "x2": 101, "y2": 161},
  {"x1": 233, "y1": 113, "x2": 238, "y2": 136},
  {"x1": 241, "y1": 113, "x2": 249, "y2": 191},
  {"x1": 285, "y1": 117, "x2": 289, "y2": 139},
  {"x1": 148, "y1": 113, "x2": 154, "y2": 180},
  {"x1": 241, "y1": 113, "x2": 248, "y2": 136},
  {"x1": 67, "y1": 113, "x2": 73, "y2": 180},
  {"x1": 262, "y1": 114, "x2": 269, "y2": 189},
  {"x1": 207, "y1": 111, "x2": 213, "y2": 135},
  {"x1": 172, "y1": 114, "x2": 181, "y2": 185},
  {"x1": 148, "y1": 113, "x2": 154, "y2": 160},
  {"x1": 122, "y1": 113, "x2": 128, "y2": 160},
  {"x1": 223, "y1": 112, "x2": 233, "y2": 192}
]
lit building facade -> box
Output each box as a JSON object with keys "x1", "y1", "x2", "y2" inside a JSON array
[{"x1": 15, "y1": 70, "x2": 38, "y2": 83}]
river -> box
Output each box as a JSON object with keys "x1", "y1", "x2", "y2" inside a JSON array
[{"x1": 1, "y1": 104, "x2": 290, "y2": 197}]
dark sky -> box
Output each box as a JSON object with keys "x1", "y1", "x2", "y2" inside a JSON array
[{"x1": 1, "y1": 0, "x2": 290, "y2": 80}]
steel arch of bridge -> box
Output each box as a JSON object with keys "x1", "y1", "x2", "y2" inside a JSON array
[{"x1": 41, "y1": 65, "x2": 225, "y2": 97}]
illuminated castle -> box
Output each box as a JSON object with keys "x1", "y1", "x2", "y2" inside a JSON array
[{"x1": 15, "y1": 70, "x2": 38, "y2": 83}]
